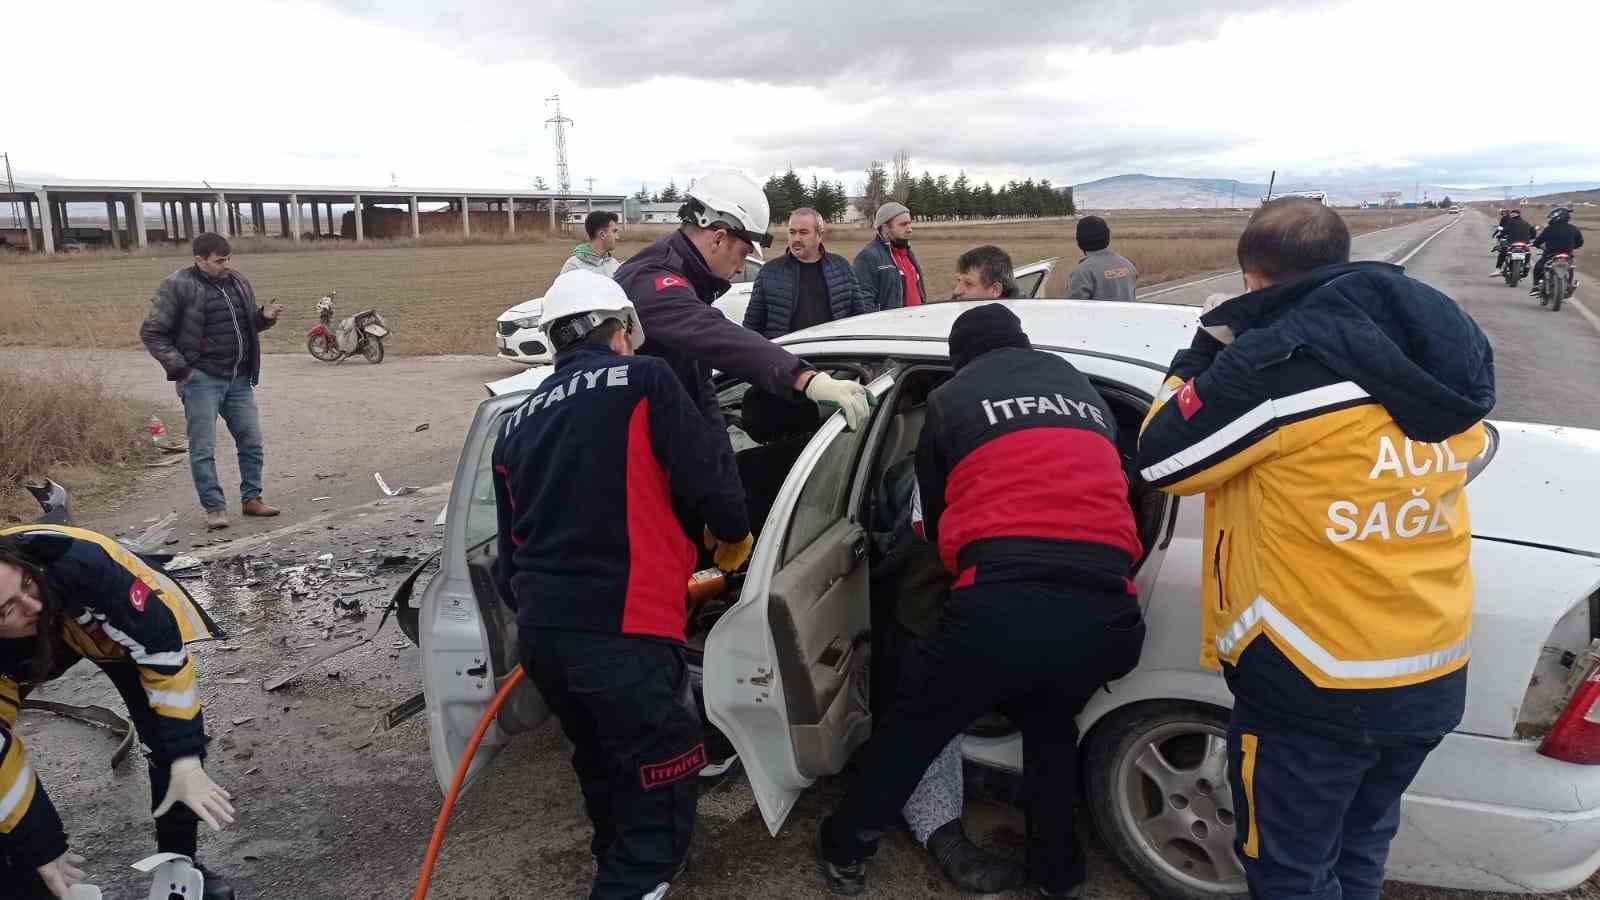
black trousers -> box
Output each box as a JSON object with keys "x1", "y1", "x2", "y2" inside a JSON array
[
  {"x1": 522, "y1": 630, "x2": 704, "y2": 900},
  {"x1": 822, "y1": 581, "x2": 1145, "y2": 892},
  {"x1": 0, "y1": 661, "x2": 200, "y2": 898}
]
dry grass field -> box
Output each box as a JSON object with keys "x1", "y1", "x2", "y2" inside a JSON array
[{"x1": 0, "y1": 208, "x2": 1431, "y2": 357}]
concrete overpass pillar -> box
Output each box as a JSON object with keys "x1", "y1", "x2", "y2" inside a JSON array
[
  {"x1": 506, "y1": 197, "x2": 515, "y2": 235},
  {"x1": 35, "y1": 191, "x2": 54, "y2": 254},
  {"x1": 311, "y1": 202, "x2": 321, "y2": 237},
  {"x1": 214, "y1": 193, "x2": 229, "y2": 237},
  {"x1": 23, "y1": 196, "x2": 38, "y2": 251},
  {"x1": 278, "y1": 202, "x2": 289, "y2": 238},
  {"x1": 288, "y1": 194, "x2": 301, "y2": 242},
  {"x1": 182, "y1": 202, "x2": 194, "y2": 238},
  {"x1": 460, "y1": 196, "x2": 470, "y2": 236},
  {"x1": 105, "y1": 198, "x2": 122, "y2": 249},
  {"x1": 409, "y1": 196, "x2": 419, "y2": 238},
  {"x1": 549, "y1": 200, "x2": 556, "y2": 232},
  {"x1": 132, "y1": 192, "x2": 148, "y2": 248},
  {"x1": 353, "y1": 195, "x2": 364, "y2": 241}
]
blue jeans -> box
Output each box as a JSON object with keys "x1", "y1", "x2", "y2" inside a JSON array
[
  {"x1": 178, "y1": 369, "x2": 264, "y2": 511},
  {"x1": 1227, "y1": 699, "x2": 1443, "y2": 900}
]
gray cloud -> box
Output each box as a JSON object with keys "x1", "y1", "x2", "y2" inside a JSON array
[{"x1": 319, "y1": 0, "x2": 1328, "y2": 88}]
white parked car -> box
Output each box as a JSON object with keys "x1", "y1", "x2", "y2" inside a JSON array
[
  {"x1": 496, "y1": 256, "x2": 1060, "y2": 365},
  {"x1": 419, "y1": 300, "x2": 1600, "y2": 898}
]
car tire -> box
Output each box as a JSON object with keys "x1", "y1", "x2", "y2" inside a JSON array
[{"x1": 1085, "y1": 701, "x2": 1248, "y2": 900}]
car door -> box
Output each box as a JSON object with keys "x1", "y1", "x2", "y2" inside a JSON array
[
  {"x1": 420, "y1": 391, "x2": 550, "y2": 793},
  {"x1": 704, "y1": 372, "x2": 895, "y2": 834},
  {"x1": 1014, "y1": 256, "x2": 1059, "y2": 298}
]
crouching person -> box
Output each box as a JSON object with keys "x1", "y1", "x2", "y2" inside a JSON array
[
  {"x1": 819, "y1": 304, "x2": 1146, "y2": 897},
  {"x1": 0, "y1": 526, "x2": 236, "y2": 899},
  {"x1": 491, "y1": 272, "x2": 752, "y2": 900}
]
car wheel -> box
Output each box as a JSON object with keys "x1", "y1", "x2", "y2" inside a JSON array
[{"x1": 1085, "y1": 702, "x2": 1247, "y2": 900}]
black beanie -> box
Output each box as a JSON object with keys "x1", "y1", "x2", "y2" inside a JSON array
[
  {"x1": 1076, "y1": 215, "x2": 1111, "y2": 252},
  {"x1": 949, "y1": 304, "x2": 1030, "y2": 371}
]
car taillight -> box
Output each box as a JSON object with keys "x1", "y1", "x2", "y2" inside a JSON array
[{"x1": 1538, "y1": 659, "x2": 1600, "y2": 765}]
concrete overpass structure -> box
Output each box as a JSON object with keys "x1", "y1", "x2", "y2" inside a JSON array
[{"x1": 0, "y1": 178, "x2": 626, "y2": 253}]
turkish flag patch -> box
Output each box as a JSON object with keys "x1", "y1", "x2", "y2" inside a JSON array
[
  {"x1": 639, "y1": 743, "x2": 707, "y2": 789},
  {"x1": 1176, "y1": 379, "x2": 1203, "y2": 420},
  {"x1": 654, "y1": 274, "x2": 688, "y2": 292},
  {"x1": 128, "y1": 579, "x2": 150, "y2": 613}
]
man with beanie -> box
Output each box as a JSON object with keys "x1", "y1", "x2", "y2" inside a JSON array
[
  {"x1": 1137, "y1": 198, "x2": 1493, "y2": 899},
  {"x1": 1066, "y1": 215, "x2": 1138, "y2": 301},
  {"x1": 853, "y1": 201, "x2": 927, "y2": 310},
  {"x1": 818, "y1": 304, "x2": 1146, "y2": 897}
]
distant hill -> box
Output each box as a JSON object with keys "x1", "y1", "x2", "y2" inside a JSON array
[{"x1": 1072, "y1": 173, "x2": 1600, "y2": 209}]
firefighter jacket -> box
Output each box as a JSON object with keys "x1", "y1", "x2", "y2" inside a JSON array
[
  {"x1": 0, "y1": 525, "x2": 220, "y2": 869},
  {"x1": 1136, "y1": 261, "x2": 1495, "y2": 693},
  {"x1": 914, "y1": 346, "x2": 1141, "y2": 594},
  {"x1": 615, "y1": 230, "x2": 811, "y2": 427},
  {"x1": 492, "y1": 343, "x2": 749, "y2": 643}
]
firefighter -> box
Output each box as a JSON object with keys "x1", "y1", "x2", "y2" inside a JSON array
[
  {"x1": 614, "y1": 171, "x2": 871, "y2": 432},
  {"x1": 0, "y1": 526, "x2": 236, "y2": 900},
  {"x1": 818, "y1": 304, "x2": 1147, "y2": 897},
  {"x1": 1136, "y1": 199, "x2": 1494, "y2": 899},
  {"x1": 491, "y1": 271, "x2": 752, "y2": 900}
]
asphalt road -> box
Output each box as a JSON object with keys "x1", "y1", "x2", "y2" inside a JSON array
[{"x1": 16, "y1": 211, "x2": 1600, "y2": 900}]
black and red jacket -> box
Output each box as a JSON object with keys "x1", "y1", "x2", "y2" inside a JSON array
[
  {"x1": 491, "y1": 343, "x2": 749, "y2": 642},
  {"x1": 914, "y1": 347, "x2": 1140, "y2": 594}
]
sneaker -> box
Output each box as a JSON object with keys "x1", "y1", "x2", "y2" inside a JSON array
[
  {"x1": 1490, "y1": 269, "x2": 1504, "y2": 277},
  {"x1": 204, "y1": 508, "x2": 230, "y2": 530},
  {"x1": 241, "y1": 498, "x2": 280, "y2": 517},
  {"x1": 816, "y1": 837, "x2": 867, "y2": 896},
  {"x1": 700, "y1": 728, "x2": 739, "y2": 780},
  {"x1": 195, "y1": 863, "x2": 236, "y2": 900},
  {"x1": 926, "y1": 821, "x2": 1028, "y2": 893}
]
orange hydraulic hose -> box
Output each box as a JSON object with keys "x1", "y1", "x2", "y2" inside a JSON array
[{"x1": 413, "y1": 663, "x2": 526, "y2": 900}]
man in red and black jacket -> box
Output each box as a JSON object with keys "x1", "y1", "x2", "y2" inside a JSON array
[
  {"x1": 819, "y1": 304, "x2": 1147, "y2": 898},
  {"x1": 491, "y1": 272, "x2": 751, "y2": 900}
]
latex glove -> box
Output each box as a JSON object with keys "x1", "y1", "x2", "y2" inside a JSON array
[
  {"x1": 703, "y1": 528, "x2": 754, "y2": 573},
  {"x1": 152, "y1": 756, "x2": 235, "y2": 831},
  {"x1": 1199, "y1": 292, "x2": 1236, "y2": 344},
  {"x1": 804, "y1": 372, "x2": 872, "y2": 431},
  {"x1": 37, "y1": 850, "x2": 85, "y2": 899}
]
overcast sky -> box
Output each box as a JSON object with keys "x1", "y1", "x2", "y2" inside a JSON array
[{"x1": 7, "y1": 0, "x2": 1596, "y2": 195}]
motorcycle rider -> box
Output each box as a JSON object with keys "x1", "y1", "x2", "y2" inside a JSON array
[
  {"x1": 1493, "y1": 209, "x2": 1535, "y2": 276},
  {"x1": 1531, "y1": 206, "x2": 1585, "y2": 296},
  {"x1": 614, "y1": 171, "x2": 871, "y2": 433}
]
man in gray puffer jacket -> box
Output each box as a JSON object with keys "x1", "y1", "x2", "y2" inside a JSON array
[{"x1": 140, "y1": 233, "x2": 282, "y2": 530}]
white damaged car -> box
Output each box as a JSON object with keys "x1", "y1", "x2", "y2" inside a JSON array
[{"x1": 418, "y1": 299, "x2": 1600, "y2": 897}]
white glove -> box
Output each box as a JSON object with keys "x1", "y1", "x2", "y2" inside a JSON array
[
  {"x1": 152, "y1": 756, "x2": 235, "y2": 832},
  {"x1": 1199, "y1": 292, "x2": 1236, "y2": 344},
  {"x1": 37, "y1": 850, "x2": 85, "y2": 899},
  {"x1": 804, "y1": 372, "x2": 872, "y2": 431}
]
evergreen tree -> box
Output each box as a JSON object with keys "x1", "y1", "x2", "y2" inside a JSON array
[
  {"x1": 780, "y1": 169, "x2": 807, "y2": 220},
  {"x1": 951, "y1": 171, "x2": 972, "y2": 220},
  {"x1": 656, "y1": 180, "x2": 681, "y2": 203},
  {"x1": 633, "y1": 184, "x2": 652, "y2": 202},
  {"x1": 917, "y1": 172, "x2": 940, "y2": 219},
  {"x1": 764, "y1": 174, "x2": 791, "y2": 224}
]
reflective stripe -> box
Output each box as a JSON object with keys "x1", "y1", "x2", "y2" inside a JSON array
[
  {"x1": 1140, "y1": 381, "x2": 1371, "y2": 483},
  {"x1": 1216, "y1": 595, "x2": 1471, "y2": 681},
  {"x1": 146, "y1": 685, "x2": 198, "y2": 711},
  {"x1": 0, "y1": 758, "x2": 33, "y2": 825},
  {"x1": 1240, "y1": 733, "x2": 1260, "y2": 859},
  {"x1": 98, "y1": 622, "x2": 188, "y2": 669}
]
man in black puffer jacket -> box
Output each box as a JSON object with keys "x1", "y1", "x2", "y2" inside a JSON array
[
  {"x1": 140, "y1": 233, "x2": 282, "y2": 530},
  {"x1": 743, "y1": 208, "x2": 873, "y2": 337}
]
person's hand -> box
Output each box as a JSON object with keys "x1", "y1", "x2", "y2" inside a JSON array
[
  {"x1": 1199, "y1": 292, "x2": 1236, "y2": 344},
  {"x1": 152, "y1": 756, "x2": 235, "y2": 831},
  {"x1": 703, "y1": 528, "x2": 754, "y2": 573},
  {"x1": 263, "y1": 301, "x2": 284, "y2": 321},
  {"x1": 804, "y1": 372, "x2": 872, "y2": 430},
  {"x1": 37, "y1": 850, "x2": 85, "y2": 899}
]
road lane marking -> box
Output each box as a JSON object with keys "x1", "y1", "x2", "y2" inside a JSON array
[
  {"x1": 1567, "y1": 296, "x2": 1600, "y2": 337},
  {"x1": 1143, "y1": 269, "x2": 1239, "y2": 299},
  {"x1": 1394, "y1": 216, "x2": 1460, "y2": 267}
]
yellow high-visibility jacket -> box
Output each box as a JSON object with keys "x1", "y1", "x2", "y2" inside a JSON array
[
  {"x1": 1136, "y1": 262, "x2": 1495, "y2": 691},
  {"x1": 0, "y1": 525, "x2": 219, "y2": 867}
]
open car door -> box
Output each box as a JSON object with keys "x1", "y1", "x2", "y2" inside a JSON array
[
  {"x1": 705, "y1": 372, "x2": 895, "y2": 834},
  {"x1": 1014, "y1": 256, "x2": 1059, "y2": 298},
  {"x1": 420, "y1": 391, "x2": 551, "y2": 792}
]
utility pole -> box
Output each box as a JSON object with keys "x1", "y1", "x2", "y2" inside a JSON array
[
  {"x1": 544, "y1": 95, "x2": 574, "y2": 195},
  {"x1": 585, "y1": 176, "x2": 596, "y2": 212},
  {"x1": 2, "y1": 152, "x2": 17, "y2": 228}
]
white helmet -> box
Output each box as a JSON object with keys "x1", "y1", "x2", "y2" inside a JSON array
[
  {"x1": 682, "y1": 171, "x2": 773, "y2": 253},
  {"x1": 540, "y1": 271, "x2": 644, "y2": 352}
]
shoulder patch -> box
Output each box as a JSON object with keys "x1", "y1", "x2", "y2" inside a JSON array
[
  {"x1": 129, "y1": 578, "x2": 150, "y2": 613},
  {"x1": 655, "y1": 274, "x2": 688, "y2": 292},
  {"x1": 1177, "y1": 379, "x2": 1203, "y2": 420}
]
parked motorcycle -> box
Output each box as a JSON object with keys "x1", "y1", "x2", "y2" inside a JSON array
[
  {"x1": 1539, "y1": 253, "x2": 1577, "y2": 312},
  {"x1": 306, "y1": 291, "x2": 389, "y2": 364},
  {"x1": 1503, "y1": 241, "x2": 1531, "y2": 287}
]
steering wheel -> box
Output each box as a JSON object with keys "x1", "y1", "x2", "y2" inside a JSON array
[{"x1": 816, "y1": 362, "x2": 873, "y2": 385}]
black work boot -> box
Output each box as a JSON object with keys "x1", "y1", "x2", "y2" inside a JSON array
[
  {"x1": 195, "y1": 862, "x2": 236, "y2": 900},
  {"x1": 926, "y1": 820, "x2": 1028, "y2": 893},
  {"x1": 815, "y1": 836, "x2": 867, "y2": 896}
]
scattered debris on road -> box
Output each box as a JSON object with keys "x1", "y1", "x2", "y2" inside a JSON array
[{"x1": 374, "y1": 472, "x2": 420, "y2": 497}]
